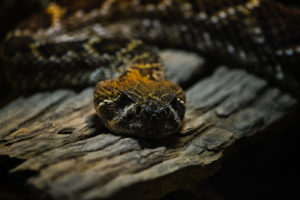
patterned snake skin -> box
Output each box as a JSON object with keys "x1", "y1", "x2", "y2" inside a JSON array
[{"x1": 1, "y1": 0, "x2": 300, "y2": 138}]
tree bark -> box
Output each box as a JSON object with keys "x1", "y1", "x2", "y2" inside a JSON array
[{"x1": 0, "y1": 49, "x2": 298, "y2": 200}]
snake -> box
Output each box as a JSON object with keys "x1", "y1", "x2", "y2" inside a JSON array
[{"x1": 1, "y1": 0, "x2": 300, "y2": 138}]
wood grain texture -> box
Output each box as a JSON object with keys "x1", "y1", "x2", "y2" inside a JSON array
[{"x1": 0, "y1": 49, "x2": 298, "y2": 200}]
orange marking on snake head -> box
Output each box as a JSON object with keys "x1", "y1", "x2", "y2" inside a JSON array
[
  {"x1": 97, "y1": 63, "x2": 184, "y2": 103},
  {"x1": 46, "y1": 3, "x2": 66, "y2": 27}
]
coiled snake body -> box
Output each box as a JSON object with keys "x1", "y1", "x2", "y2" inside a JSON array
[{"x1": 1, "y1": 0, "x2": 300, "y2": 138}]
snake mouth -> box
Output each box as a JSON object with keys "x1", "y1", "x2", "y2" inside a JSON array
[
  {"x1": 127, "y1": 123, "x2": 175, "y2": 138},
  {"x1": 144, "y1": 126, "x2": 161, "y2": 135},
  {"x1": 142, "y1": 124, "x2": 178, "y2": 138}
]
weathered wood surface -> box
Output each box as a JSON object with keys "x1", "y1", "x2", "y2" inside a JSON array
[{"x1": 0, "y1": 50, "x2": 298, "y2": 200}]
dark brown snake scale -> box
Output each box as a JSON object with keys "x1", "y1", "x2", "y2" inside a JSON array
[{"x1": 1, "y1": 0, "x2": 300, "y2": 138}]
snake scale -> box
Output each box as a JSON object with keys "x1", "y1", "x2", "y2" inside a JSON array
[{"x1": 1, "y1": 0, "x2": 300, "y2": 138}]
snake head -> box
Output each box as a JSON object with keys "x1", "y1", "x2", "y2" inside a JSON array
[{"x1": 94, "y1": 78, "x2": 186, "y2": 138}]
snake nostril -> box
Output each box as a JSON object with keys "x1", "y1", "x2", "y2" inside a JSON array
[
  {"x1": 149, "y1": 114, "x2": 159, "y2": 122},
  {"x1": 125, "y1": 113, "x2": 134, "y2": 121}
]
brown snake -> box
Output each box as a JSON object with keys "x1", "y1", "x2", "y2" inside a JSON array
[{"x1": 1, "y1": 0, "x2": 300, "y2": 138}]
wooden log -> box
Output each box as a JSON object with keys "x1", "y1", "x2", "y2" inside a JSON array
[{"x1": 0, "y1": 49, "x2": 298, "y2": 200}]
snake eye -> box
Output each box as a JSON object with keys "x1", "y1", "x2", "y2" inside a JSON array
[
  {"x1": 165, "y1": 106, "x2": 170, "y2": 113},
  {"x1": 170, "y1": 96, "x2": 179, "y2": 109},
  {"x1": 169, "y1": 96, "x2": 185, "y2": 120},
  {"x1": 117, "y1": 91, "x2": 135, "y2": 107}
]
